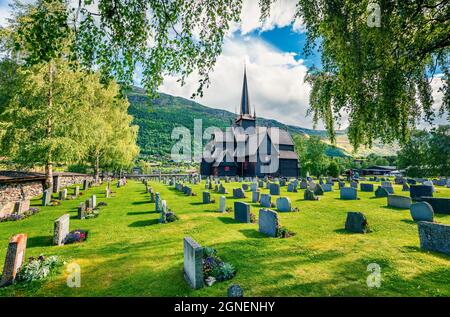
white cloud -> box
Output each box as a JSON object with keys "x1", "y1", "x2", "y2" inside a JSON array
[
  {"x1": 159, "y1": 36, "x2": 316, "y2": 128},
  {"x1": 418, "y1": 75, "x2": 449, "y2": 129},
  {"x1": 0, "y1": 2, "x2": 11, "y2": 27},
  {"x1": 229, "y1": 0, "x2": 304, "y2": 35}
]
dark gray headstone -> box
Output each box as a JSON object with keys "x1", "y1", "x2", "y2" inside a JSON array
[
  {"x1": 360, "y1": 183, "x2": 374, "y2": 192},
  {"x1": 375, "y1": 186, "x2": 389, "y2": 198},
  {"x1": 314, "y1": 184, "x2": 324, "y2": 196},
  {"x1": 252, "y1": 190, "x2": 260, "y2": 203},
  {"x1": 233, "y1": 188, "x2": 245, "y2": 199},
  {"x1": 260, "y1": 194, "x2": 271, "y2": 207},
  {"x1": 418, "y1": 222, "x2": 450, "y2": 255},
  {"x1": 202, "y1": 192, "x2": 211, "y2": 204},
  {"x1": 269, "y1": 183, "x2": 280, "y2": 195},
  {"x1": 258, "y1": 209, "x2": 279, "y2": 237},
  {"x1": 77, "y1": 202, "x2": 86, "y2": 219},
  {"x1": 183, "y1": 237, "x2": 204, "y2": 289},
  {"x1": 345, "y1": 212, "x2": 369, "y2": 233},
  {"x1": 234, "y1": 202, "x2": 252, "y2": 223},
  {"x1": 410, "y1": 185, "x2": 433, "y2": 200},
  {"x1": 420, "y1": 197, "x2": 450, "y2": 215},
  {"x1": 304, "y1": 188, "x2": 319, "y2": 201},
  {"x1": 402, "y1": 183, "x2": 410, "y2": 191},
  {"x1": 340, "y1": 187, "x2": 357, "y2": 200},
  {"x1": 42, "y1": 189, "x2": 51, "y2": 206}
]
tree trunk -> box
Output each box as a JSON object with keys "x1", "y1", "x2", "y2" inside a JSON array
[
  {"x1": 94, "y1": 154, "x2": 100, "y2": 183},
  {"x1": 45, "y1": 62, "x2": 54, "y2": 190}
]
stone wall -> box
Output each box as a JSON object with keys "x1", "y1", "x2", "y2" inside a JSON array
[{"x1": 0, "y1": 172, "x2": 93, "y2": 219}]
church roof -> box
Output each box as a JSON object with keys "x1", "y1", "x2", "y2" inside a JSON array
[{"x1": 278, "y1": 150, "x2": 299, "y2": 160}]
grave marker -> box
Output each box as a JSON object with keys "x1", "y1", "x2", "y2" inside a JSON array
[
  {"x1": 258, "y1": 209, "x2": 279, "y2": 237},
  {"x1": 53, "y1": 214, "x2": 70, "y2": 246},
  {"x1": 0, "y1": 234, "x2": 27, "y2": 287},
  {"x1": 183, "y1": 237, "x2": 204, "y2": 289}
]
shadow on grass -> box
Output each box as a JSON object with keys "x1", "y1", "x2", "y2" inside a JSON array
[
  {"x1": 190, "y1": 202, "x2": 204, "y2": 206},
  {"x1": 128, "y1": 219, "x2": 159, "y2": 227},
  {"x1": 239, "y1": 229, "x2": 265, "y2": 239},
  {"x1": 333, "y1": 228, "x2": 355, "y2": 235},
  {"x1": 27, "y1": 235, "x2": 53, "y2": 248},
  {"x1": 217, "y1": 217, "x2": 235, "y2": 224},
  {"x1": 127, "y1": 211, "x2": 155, "y2": 216},
  {"x1": 401, "y1": 246, "x2": 450, "y2": 260},
  {"x1": 400, "y1": 219, "x2": 416, "y2": 225},
  {"x1": 132, "y1": 201, "x2": 150, "y2": 205},
  {"x1": 381, "y1": 206, "x2": 408, "y2": 211}
]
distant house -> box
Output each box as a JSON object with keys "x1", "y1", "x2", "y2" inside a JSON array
[{"x1": 200, "y1": 67, "x2": 300, "y2": 178}]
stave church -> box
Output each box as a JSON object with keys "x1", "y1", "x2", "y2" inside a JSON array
[{"x1": 200, "y1": 67, "x2": 300, "y2": 178}]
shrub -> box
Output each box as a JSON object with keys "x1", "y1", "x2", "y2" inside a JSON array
[
  {"x1": 211, "y1": 262, "x2": 236, "y2": 282},
  {"x1": 276, "y1": 226, "x2": 295, "y2": 238},
  {"x1": 15, "y1": 255, "x2": 61, "y2": 284},
  {"x1": 165, "y1": 212, "x2": 179, "y2": 223}
]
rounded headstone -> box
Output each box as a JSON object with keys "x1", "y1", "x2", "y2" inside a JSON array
[
  {"x1": 227, "y1": 284, "x2": 244, "y2": 297},
  {"x1": 410, "y1": 202, "x2": 434, "y2": 222}
]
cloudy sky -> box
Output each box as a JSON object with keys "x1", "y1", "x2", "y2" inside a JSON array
[{"x1": 0, "y1": 0, "x2": 446, "y2": 130}]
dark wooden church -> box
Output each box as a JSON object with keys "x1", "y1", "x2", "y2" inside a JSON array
[{"x1": 200, "y1": 67, "x2": 300, "y2": 178}]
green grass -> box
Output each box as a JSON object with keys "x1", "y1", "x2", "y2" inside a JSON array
[{"x1": 0, "y1": 180, "x2": 449, "y2": 297}]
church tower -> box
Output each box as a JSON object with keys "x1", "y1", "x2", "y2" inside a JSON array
[{"x1": 235, "y1": 65, "x2": 256, "y2": 129}]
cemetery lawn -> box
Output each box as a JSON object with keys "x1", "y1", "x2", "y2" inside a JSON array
[{"x1": 0, "y1": 180, "x2": 449, "y2": 297}]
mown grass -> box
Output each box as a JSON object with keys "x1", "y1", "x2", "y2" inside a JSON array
[{"x1": 0, "y1": 179, "x2": 449, "y2": 297}]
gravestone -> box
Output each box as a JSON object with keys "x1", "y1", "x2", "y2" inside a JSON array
[
  {"x1": 322, "y1": 184, "x2": 333, "y2": 192},
  {"x1": 260, "y1": 194, "x2": 272, "y2": 208},
  {"x1": 227, "y1": 284, "x2": 244, "y2": 297},
  {"x1": 58, "y1": 189, "x2": 67, "y2": 201},
  {"x1": 42, "y1": 189, "x2": 51, "y2": 206},
  {"x1": 407, "y1": 178, "x2": 417, "y2": 185},
  {"x1": 202, "y1": 192, "x2": 211, "y2": 204},
  {"x1": 219, "y1": 196, "x2": 226, "y2": 212},
  {"x1": 436, "y1": 179, "x2": 446, "y2": 186},
  {"x1": 375, "y1": 186, "x2": 389, "y2": 198},
  {"x1": 299, "y1": 181, "x2": 308, "y2": 189},
  {"x1": 410, "y1": 202, "x2": 434, "y2": 222},
  {"x1": 14, "y1": 200, "x2": 30, "y2": 215},
  {"x1": 53, "y1": 175, "x2": 60, "y2": 193},
  {"x1": 0, "y1": 234, "x2": 27, "y2": 287},
  {"x1": 250, "y1": 183, "x2": 258, "y2": 192},
  {"x1": 418, "y1": 222, "x2": 450, "y2": 255},
  {"x1": 269, "y1": 183, "x2": 280, "y2": 195},
  {"x1": 381, "y1": 181, "x2": 392, "y2": 188},
  {"x1": 74, "y1": 186, "x2": 80, "y2": 197},
  {"x1": 360, "y1": 183, "x2": 374, "y2": 192},
  {"x1": 314, "y1": 184, "x2": 324, "y2": 196},
  {"x1": 233, "y1": 188, "x2": 245, "y2": 199},
  {"x1": 218, "y1": 184, "x2": 227, "y2": 194},
  {"x1": 345, "y1": 212, "x2": 369, "y2": 233},
  {"x1": 381, "y1": 186, "x2": 394, "y2": 194},
  {"x1": 150, "y1": 192, "x2": 155, "y2": 203},
  {"x1": 304, "y1": 188, "x2": 319, "y2": 201},
  {"x1": 185, "y1": 187, "x2": 192, "y2": 196},
  {"x1": 77, "y1": 202, "x2": 86, "y2": 219},
  {"x1": 234, "y1": 202, "x2": 252, "y2": 223},
  {"x1": 91, "y1": 195, "x2": 97, "y2": 208},
  {"x1": 387, "y1": 195, "x2": 411, "y2": 209},
  {"x1": 420, "y1": 197, "x2": 450, "y2": 215},
  {"x1": 338, "y1": 181, "x2": 346, "y2": 189},
  {"x1": 53, "y1": 214, "x2": 70, "y2": 246},
  {"x1": 402, "y1": 183, "x2": 410, "y2": 192},
  {"x1": 410, "y1": 185, "x2": 433, "y2": 200},
  {"x1": 258, "y1": 209, "x2": 279, "y2": 237},
  {"x1": 350, "y1": 181, "x2": 358, "y2": 189},
  {"x1": 183, "y1": 237, "x2": 204, "y2": 289},
  {"x1": 287, "y1": 182, "x2": 297, "y2": 192},
  {"x1": 252, "y1": 191, "x2": 260, "y2": 203},
  {"x1": 105, "y1": 187, "x2": 110, "y2": 198},
  {"x1": 83, "y1": 179, "x2": 89, "y2": 190},
  {"x1": 340, "y1": 187, "x2": 357, "y2": 200},
  {"x1": 242, "y1": 184, "x2": 249, "y2": 191},
  {"x1": 155, "y1": 193, "x2": 162, "y2": 212},
  {"x1": 276, "y1": 197, "x2": 292, "y2": 212}
]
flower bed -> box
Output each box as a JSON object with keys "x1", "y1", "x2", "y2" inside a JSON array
[
  {"x1": 64, "y1": 229, "x2": 88, "y2": 244},
  {"x1": 15, "y1": 255, "x2": 62, "y2": 284},
  {"x1": 276, "y1": 226, "x2": 295, "y2": 238},
  {"x1": 0, "y1": 207, "x2": 39, "y2": 223},
  {"x1": 202, "y1": 246, "x2": 236, "y2": 287}
]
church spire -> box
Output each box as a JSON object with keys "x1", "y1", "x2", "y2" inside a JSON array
[{"x1": 240, "y1": 64, "x2": 251, "y2": 116}]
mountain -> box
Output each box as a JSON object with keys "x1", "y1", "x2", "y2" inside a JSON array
[{"x1": 126, "y1": 87, "x2": 393, "y2": 158}]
